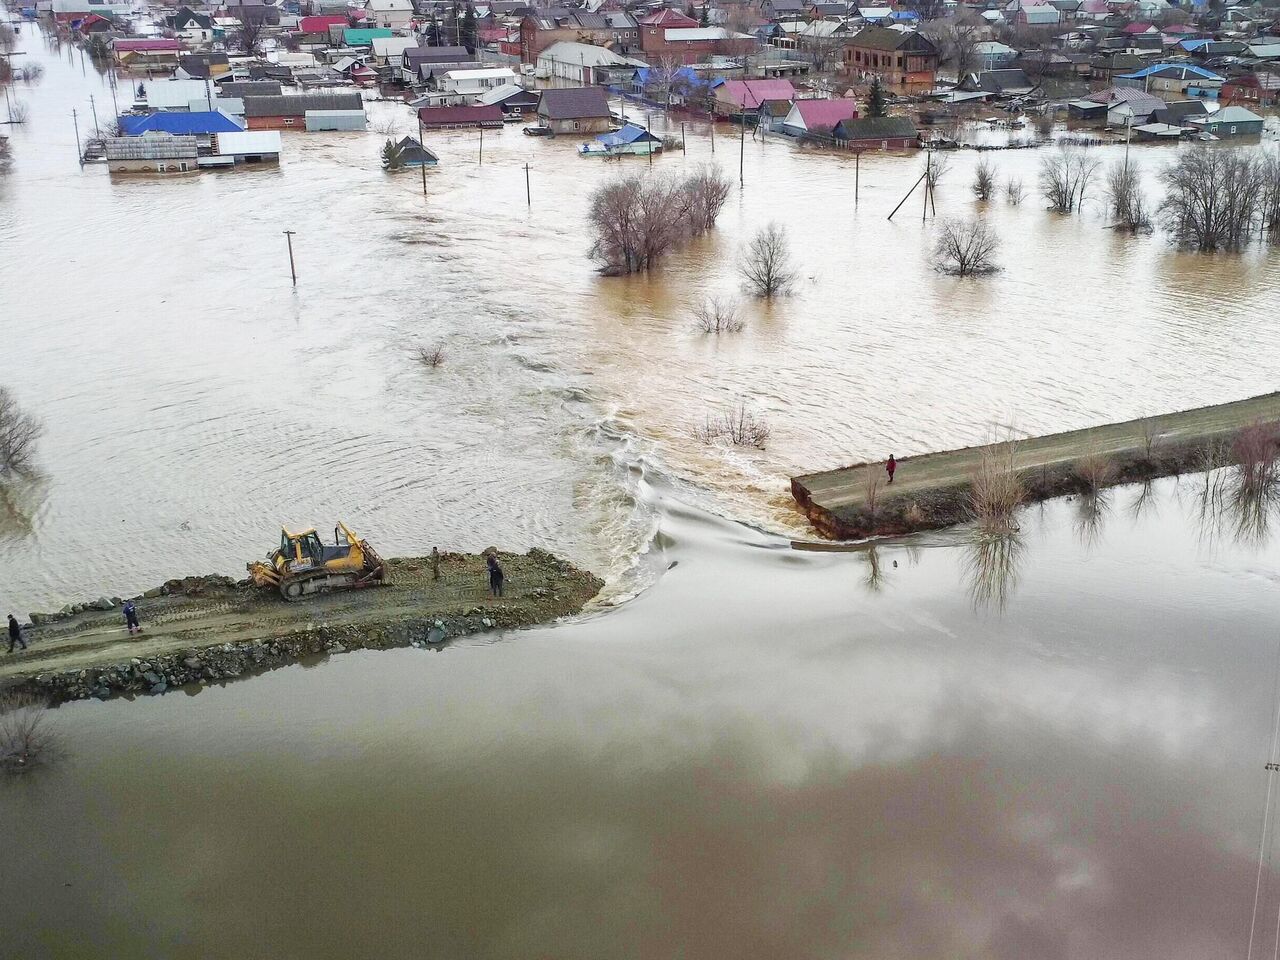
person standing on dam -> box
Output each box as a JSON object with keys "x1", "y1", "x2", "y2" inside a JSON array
[
  {"x1": 486, "y1": 555, "x2": 505, "y2": 598},
  {"x1": 8, "y1": 614, "x2": 27, "y2": 653}
]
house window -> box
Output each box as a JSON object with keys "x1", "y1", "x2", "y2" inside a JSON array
[
  {"x1": 180, "y1": 162, "x2": 188, "y2": 171},
  {"x1": 1230, "y1": 125, "x2": 1237, "y2": 133},
  {"x1": 573, "y1": 120, "x2": 580, "y2": 130},
  {"x1": 284, "y1": 117, "x2": 294, "y2": 125}
]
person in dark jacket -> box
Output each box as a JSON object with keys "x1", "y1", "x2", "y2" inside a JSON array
[
  {"x1": 7, "y1": 614, "x2": 26, "y2": 653},
  {"x1": 122, "y1": 600, "x2": 142, "y2": 635},
  {"x1": 486, "y1": 555, "x2": 504, "y2": 598},
  {"x1": 886, "y1": 454, "x2": 897, "y2": 484}
]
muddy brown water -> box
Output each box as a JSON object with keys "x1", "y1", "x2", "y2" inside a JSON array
[
  {"x1": 5, "y1": 26, "x2": 1280, "y2": 960},
  {"x1": 6, "y1": 475, "x2": 1280, "y2": 959},
  {"x1": 1, "y1": 33, "x2": 1279, "y2": 609}
]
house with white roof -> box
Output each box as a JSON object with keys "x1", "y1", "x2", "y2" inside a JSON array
[{"x1": 363, "y1": 0, "x2": 413, "y2": 30}]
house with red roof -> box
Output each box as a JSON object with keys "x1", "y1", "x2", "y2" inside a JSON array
[
  {"x1": 780, "y1": 98, "x2": 858, "y2": 137},
  {"x1": 297, "y1": 14, "x2": 348, "y2": 41},
  {"x1": 711, "y1": 78, "x2": 797, "y2": 118}
]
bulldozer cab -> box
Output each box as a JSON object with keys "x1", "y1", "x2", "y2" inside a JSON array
[{"x1": 278, "y1": 525, "x2": 358, "y2": 571}]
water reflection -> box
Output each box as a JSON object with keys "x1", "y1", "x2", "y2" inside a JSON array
[
  {"x1": 1073, "y1": 490, "x2": 1111, "y2": 549},
  {"x1": 1192, "y1": 464, "x2": 1280, "y2": 548},
  {"x1": 963, "y1": 528, "x2": 1024, "y2": 611}
]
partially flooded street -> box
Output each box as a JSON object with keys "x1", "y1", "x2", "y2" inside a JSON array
[{"x1": 4, "y1": 19, "x2": 1280, "y2": 960}]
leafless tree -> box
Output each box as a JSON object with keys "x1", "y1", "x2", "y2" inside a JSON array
[
  {"x1": 1104, "y1": 160, "x2": 1150, "y2": 232},
  {"x1": 694, "y1": 402, "x2": 771, "y2": 449},
  {"x1": 969, "y1": 440, "x2": 1023, "y2": 531},
  {"x1": 0, "y1": 693, "x2": 58, "y2": 774},
  {"x1": 971, "y1": 157, "x2": 996, "y2": 201},
  {"x1": 678, "y1": 163, "x2": 731, "y2": 234},
  {"x1": 692, "y1": 296, "x2": 744, "y2": 334},
  {"x1": 1038, "y1": 146, "x2": 1101, "y2": 214},
  {"x1": 934, "y1": 218, "x2": 1000, "y2": 276},
  {"x1": 6, "y1": 101, "x2": 29, "y2": 124},
  {"x1": 923, "y1": 16, "x2": 983, "y2": 77},
  {"x1": 370, "y1": 116, "x2": 404, "y2": 136},
  {"x1": 648, "y1": 55, "x2": 686, "y2": 112},
  {"x1": 1159, "y1": 147, "x2": 1266, "y2": 251},
  {"x1": 20, "y1": 62, "x2": 44, "y2": 84},
  {"x1": 924, "y1": 151, "x2": 952, "y2": 191},
  {"x1": 1262, "y1": 153, "x2": 1280, "y2": 243},
  {"x1": 1005, "y1": 178, "x2": 1025, "y2": 205},
  {"x1": 0, "y1": 386, "x2": 41, "y2": 477},
  {"x1": 739, "y1": 222, "x2": 796, "y2": 297},
  {"x1": 236, "y1": 9, "x2": 270, "y2": 54},
  {"x1": 0, "y1": 25, "x2": 15, "y2": 54},
  {"x1": 417, "y1": 343, "x2": 445, "y2": 367},
  {"x1": 587, "y1": 166, "x2": 731, "y2": 275}
]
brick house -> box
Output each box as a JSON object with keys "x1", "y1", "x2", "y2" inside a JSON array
[
  {"x1": 841, "y1": 26, "x2": 938, "y2": 87},
  {"x1": 1220, "y1": 73, "x2": 1280, "y2": 108},
  {"x1": 519, "y1": 10, "x2": 620, "y2": 62}
]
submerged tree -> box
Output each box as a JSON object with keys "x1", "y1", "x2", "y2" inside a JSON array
[
  {"x1": 739, "y1": 222, "x2": 797, "y2": 297},
  {"x1": 1159, "y1": 147, "x2": 1267, "y2": 251},
  {"x1": 587, "y1": 165, "x2": 731, "y2": 275},
  {"x1": 933, "y1": 218, "x2": 1000, "y2": 276},
  {"x1": 0, "y1": 386, "x2": 41, "y2": 478},
  {"x1": 381, "y1": 138, "x2": 405, "y2": 170},
  {"x1": 971, "y1": 157, "x2": 996, "y2": 201},
  {"x1": 1038, "y1": 145, "x2": 1101, "y2": 214},
  {"x1": 1104, "y1": 159, "x2": 1150, "y2": 232}
]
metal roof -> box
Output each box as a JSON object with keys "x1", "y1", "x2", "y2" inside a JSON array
[
  {"x1": 242, "y1": 93, "x2": 364, "y2": 116},
  {"x1": 536, "y1": 86, "x2": 611, "y2": 120},
  {"x1": 105, "y1": 134, "x2": 199, "y2": 160},
  {"x1": 119, "y1": 110, "x2": 245, "y2": 135},
  {"x1": 212, "y1": 130, "x2": 283, "y2": 154}
]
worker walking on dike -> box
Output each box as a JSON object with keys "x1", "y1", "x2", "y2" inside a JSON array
[
  {"x1": 8, "y1": 614, "x2": 26, "y2": 654},
  {"x1": 486, "y1": 555, "x2": 505, "y2": 598},
  {"x1": 886, "y1": 455, "x2": 897, "y2": 484},
  {"x1": 122, "y1": 600, "x2": 142, "y2": 635}
]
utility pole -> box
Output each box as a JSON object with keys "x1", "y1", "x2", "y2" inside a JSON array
[
  {"x1": 710, "y1": 116, "x2": 714, "y2": 153},
  {"x1": 88, "y1": 94, "x2": 99, "y2": 135},
  {"x1": 282, "y1": 230, "x2": 297, "y2": 285},
  {"x1": 681, "y1": 121, "x2": 686, "y2": 153},
  {"x1": 855, "y1": 150, "x2": 860, "y2": 203},
  {"x1": 739, "y1": 112, "x2": 744, "y2": 186},
  {"x1": 478, "y1": 126, "x2": 483, "y2": 165},
  {"x1": 72, "y1": 108, "x2": 82, "y2": 166},
  {"x1": 524, "y1": 162, "x2": 530, "y2": 206},
  {"x1": 922, "y1": 150, "x2": 931, "y2": 223},
  {"x1": 418, "y1": 114, "x2": 427, "y2": 196}
]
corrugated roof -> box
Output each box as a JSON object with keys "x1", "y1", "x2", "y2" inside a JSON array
[
  {"x1": 849, "y1": 25, "x2": 914, "y2": 51},
  {"x1": 417, "y1": 104, "x2": 504, "y2": 125},
  {"x1": 119, "y1": 110, "x2": 245, "y2": 135},
  {"x1": 212, "y1": 130, "x2": 283, "y2": 153},
  {"x1": 790, "y1": 98, "x2": 858, "y2": 129},
  {"x1": 718, "y1": 78, "x2": 796, "y2": 107},
  {"x1": 834, "y1": 115, "x2": 917, "y2": 140},
  {"x1": 242, "y1": 93, "x2": 364, "y2": 117},
  {"x1": 218, "y1": 80, "x2": 283, "y2": 97},
  {"x1": 105, "y1": 134, "x2": 199, "y2": 160},
  {"x1": 537, "y1": 86, "x2": 610, "y2": 120}
]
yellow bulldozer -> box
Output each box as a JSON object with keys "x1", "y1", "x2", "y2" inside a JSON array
[{"x1": 247, "y1": 522, "x2": 388, "y2": 601}]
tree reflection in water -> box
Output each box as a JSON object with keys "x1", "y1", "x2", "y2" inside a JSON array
[{"x1": 963, "y1": 528, "x2": 1024, "y2": 612}]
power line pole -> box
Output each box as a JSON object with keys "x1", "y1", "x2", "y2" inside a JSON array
[
  {"x1": 88, "y1": 94, "x2": 99, "y2": 135},
  {"x1": 524, "y1": 162, "x2": 530, "y2": 206},
  {"x1": 681, "y1": 121, "x2": 686, "y2": 154},
  {"x1": 418, "y1": 114, "x2": 427, "y2": 196},
  {"x1": 72, "y1": 108, "x2": 83, "y2": 166},
  {"x1": 282, "y1": 230, "x2": 297, "y2": 284},
  {"x1": 478, "y1": 125, "x2": 483, "y2": 165}
]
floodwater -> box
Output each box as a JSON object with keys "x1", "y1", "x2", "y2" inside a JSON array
[
  {"x1": 2, "y1": 28, "x2": 1280, "y2": 608},
  {"x1": 5, "y1": 20, "x2": 1280, "y2": 959},
  {"x1": 6, "y1": 472, "x2": 1280, "y2": 959}
]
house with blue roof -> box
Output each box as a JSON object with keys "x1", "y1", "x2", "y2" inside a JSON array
[
  {"x1": 119, "y1": 110, "x2": 245, "y2": 148},
  {"x1": 578, "y1": 123, "x2": 662, "y2": 156},
  {"x1": 1116, "y1": 62, "x2": 1224, "y2": 95}
]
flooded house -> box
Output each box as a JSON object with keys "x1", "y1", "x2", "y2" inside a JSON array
[
  {"x1": 1187, "y1": 106, "x2": 1265, "y2": 138},
  {"x1": 536, "y1": 87, "x2": 612, "y2": 135},
  {"x1": 780, "y1": 98, "x2": 859, "y2": 138},
  {"x1": 242, "y1": 93, "x2": 365, "y2": 130},
  {"x1": 104, "y1": 133, "x2": 199, "y2": 174}
]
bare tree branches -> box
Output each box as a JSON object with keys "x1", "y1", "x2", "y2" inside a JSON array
[
  {"x1": 0, "y1": 386, "x2": 41, "y2": 478},
  {"x1": 236, "y1": 9, "x2": 269, "y2": 54},
  {"x1": 924, "y1": 152, "x2": 952, "y2": 191},
  {"x1": 933, "y1": 218, "x2": 1000, "y2": 276},
  {"x1": 587, "y1": 165, "x2": 731, "y2": 275},
  {"x1": 1005, "y1": 178, "x2": 1025, "y2": 205},
  {"x1": 971, "y1": 158, "x2": 996, "y2": 201},
  {"x1": 739, "y1": 222, "x2": 796, "y2": 297},
  {"x1": 0, "y1": 694, "x2": 58, "y2": 774},
  {"x1": 1038, "y1": 146, "x2": 1101, "y2": 214},
  {"x1": 1159, "y1": 147, "x2": 1267, "y2": 251},
  {"x1": 692, "y1": 296, "x2": 744, "y2": 334},
  {"x1": 1104, "y1": 160, "x2": 1150, "y2": 232},
  {"x1": 694, "y1": 402, "x2": 771, "y2": 449}
]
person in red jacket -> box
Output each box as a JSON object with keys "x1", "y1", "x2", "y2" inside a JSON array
[{"x1": 886, "y1": 455, "x2": 897, "y2": 484}]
